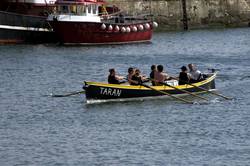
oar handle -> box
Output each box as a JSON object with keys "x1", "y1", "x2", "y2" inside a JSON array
[
  {"x1": 160, "y1": 82, "x2": 209, "y2": 101},
  {"x1": 149, "y1": 77, "x2": 208, "y2": 101},
  {"x1": 194, "y1": 86, "x2": 232, "y2": 100},
  {"x1": 171, "y1": 76, "x2": 233, "y2": 100},
  {"x1": 141, "y1": 83, "x2": 194, "y2": 104}
]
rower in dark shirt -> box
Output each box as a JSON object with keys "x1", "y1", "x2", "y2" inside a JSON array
[
  {"x1": 130, "y1": 69, "x2": 142, "y2": 85},
  {"x1": 150, "y1": 65, "x2": 156, "y2": 86},
  {"x1": 130, "y1": 69, "x2": 148, "y2": 85},
  {"x1": 108, "y1": 68, "x2": 125, "y2": 84},
  {"x1": 178, "y1": 66, "x2": 190, "y2": 85},
  {"x1": 108, "y1": 75, "x2": 120, "y2": 84}
]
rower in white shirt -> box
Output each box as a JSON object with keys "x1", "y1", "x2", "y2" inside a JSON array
[{"x1": 188, "y1": 64, "x2": 203, "y2": 83}]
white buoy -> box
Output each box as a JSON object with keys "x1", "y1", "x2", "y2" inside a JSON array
[
  {"x1": 132, "y1": 26, "x2": 137, "y2": 32},
  {"x1": 153, "y1": 22, "x2": 158, "y2": 28},
  {"x1": 114, "y1": 25, "x2": 119, "y2": 32},
  {"x1": 126, "y1": 27, "x2": 131, "y2": 33},
  {"x1": 108, "y1": 25, "x2": 113, "y2": 31},
  {"x1": 101, "y1": 23, "x2": 106, "y2": 30},
  {"x1": 144, "y1": 23, "x2": 150, "y2": 29},
  {"x1": 121, "y1": 27, "x2": 126, "y2": 33},
  {"x1": 138, "y1": 24, "x2": 144, "y2": 31}
]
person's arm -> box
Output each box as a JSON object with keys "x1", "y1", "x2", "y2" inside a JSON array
[
  {"x1": 116, "y1": 75, "x2": 125, "y2": 80},
  {"x1": 130, "y1": 76, "x2": 141, "y2": 85},
  {"x1": 127, "y1": 75, "x2": 132, "y2": 84},
  {"x1": 188, "y1": 72, "x2": 195, "y2": 80},
  {"x1": 164, "y1": 73, "x2": 172, "y2": 80},
  {"x1": 130, "y1": 80, "x2": 139, "y2": 84},
  {"x1": 196, "y1": 70, "x2": 203, "y2": 80},
  {"x1": 141, "y1": 74, "x2": 148, "y2": 81},
  {"x1": 128, "y1": 76, "x2": 138, "y2": 84}
]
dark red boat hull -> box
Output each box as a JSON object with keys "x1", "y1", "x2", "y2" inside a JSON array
[
  {"x1": 0, "y1": 11, "x2": 58, "y2": 44},
  {"x1": 50, "y1": 21, "x2": 153, "y2": 44}
]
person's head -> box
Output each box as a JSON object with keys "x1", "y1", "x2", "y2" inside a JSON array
[
  {"x1": 188, "y1": 63, "x2": 194, "y2": 71},
  {"x1": 128, "y1": 67, "x2": 134, "y2": 74},
  {"x1": 157, "y1": 65, "x2": 164, "y2": 72},
  {"x1": 109, "y1": 68, "x2": 115, "y2": 75},
  {"x1": 135, "y1": 69, "x2": 141, "y2": 76},
  {"x1": 181, "y1": 66, "x2": 187, "y2": 72},
  {"x1": 151, "y1": 65, "x2": 156, "y2": 71}
]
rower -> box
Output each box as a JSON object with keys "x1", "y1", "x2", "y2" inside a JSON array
[
  {"x1": 150, "y1": 65, "x2": 156, "y2": 86},
  {"x1": 188, "y1": 63, "x2": 203, "y2": 83},
  {"x1": 130, "y1": 69, "x2": 148, "y2": 85},
  {"x1": 127, "y1": 67, "x2": 135, "y2": 84},
  {"x1": 178, "y1": 66, "x2": 190, "y2": 85},
  {"x1": 108, "y1": 68, "x2": 125, "y2": 84},
  {"x1": 154, "y1": 65, "x2": 171, "y2": 85}
]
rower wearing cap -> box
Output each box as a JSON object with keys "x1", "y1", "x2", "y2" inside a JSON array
[
  {"x1": 149, "y1": 65, "x2": 157, "y2": 86},
  {"x1": 178, "y1": 66, "x2": 190, "y2": 85}
]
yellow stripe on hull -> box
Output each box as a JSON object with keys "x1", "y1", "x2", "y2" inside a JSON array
[{"x1": 84, "y1": 72, "x2": 217, "y2": 90}]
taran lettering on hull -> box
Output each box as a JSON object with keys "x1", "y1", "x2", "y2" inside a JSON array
[{"x1": 100, "y1": 87, "x2": 122, "y2": 97}]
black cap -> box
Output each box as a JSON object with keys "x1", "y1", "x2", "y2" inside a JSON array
[{"x1": 181, "y1": 66, "x2": 187, "y2": 71}]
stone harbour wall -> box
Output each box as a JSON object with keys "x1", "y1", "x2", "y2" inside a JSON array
[{"x1": 106, "y1": 0, "x2": 250, "y2": 30}]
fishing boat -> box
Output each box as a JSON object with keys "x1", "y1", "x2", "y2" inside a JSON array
[
  {"x1": 83, "y1": 72, "x2": 217, "y2": 102},
  {"x1": 0, "y1": 0, "x2": 58, "y2": 44},
  {"x1": 47, "y1": 0, "x2": 158, "y2": 45}
]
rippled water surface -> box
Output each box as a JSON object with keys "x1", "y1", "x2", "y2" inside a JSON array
[{"x1": 1, "y1": 28, "x2": 250, "y2": 165}]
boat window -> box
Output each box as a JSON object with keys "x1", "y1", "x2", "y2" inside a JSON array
[
  {"x1": 70, "y1": 5, "x2": 77, "y2": 14},
  {"x1": 87, "y1": 5, "x2": 92, "y2": 14},
  {"x1": 53, "y1": 6, "x2": 57, "y2": 14},
  {"x1": 61, "y1": 5, "x2": 69, "y2": 14},
  {"x1": 58, "y1": 5, "x2": 69, "y2": 14},
  {"x1": 77, "y1": 5, "x2": 86, "y2": 15},
  {"x1": 92, "y1": 5, "x2": 97, "y2": 14}
]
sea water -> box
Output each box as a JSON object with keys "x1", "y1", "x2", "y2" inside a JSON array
[{"x1": 0, "y1": 28, "x2": 250, "y2": 165}]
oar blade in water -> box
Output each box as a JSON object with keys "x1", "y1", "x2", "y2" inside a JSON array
[{"x1": 51, "y1": 90, "x2": 85, "y2": 97}]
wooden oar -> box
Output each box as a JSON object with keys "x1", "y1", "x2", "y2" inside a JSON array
[
  {"x1": 159, "y1": 82, "x2": 209, "y2": 101},
  {"x1": 51, "y1": 90, "x2": 85, "y2": 97},
  {"x1": 172, "y1": 77, "x2": 233, "y2": 100},
  {"x1": 140, "y1": 83, "x2": 194, "y2": 104}
]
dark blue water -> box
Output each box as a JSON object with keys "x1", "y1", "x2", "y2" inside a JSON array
[{"x1": 1, "y1": 28, "x2": 250, "y2": 165}]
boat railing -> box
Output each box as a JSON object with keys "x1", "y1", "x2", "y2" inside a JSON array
[
  {"x1": 102, "y1": 18, "x2": 151, "y2": 25},
  {"x1": 101, "y1": 12, "x2": 152, "y2": 25}
]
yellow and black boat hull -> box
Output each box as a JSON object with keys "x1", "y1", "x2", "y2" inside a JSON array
[{"x1": 83, "y1": 73, "x2": 216, "y2": 101}]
